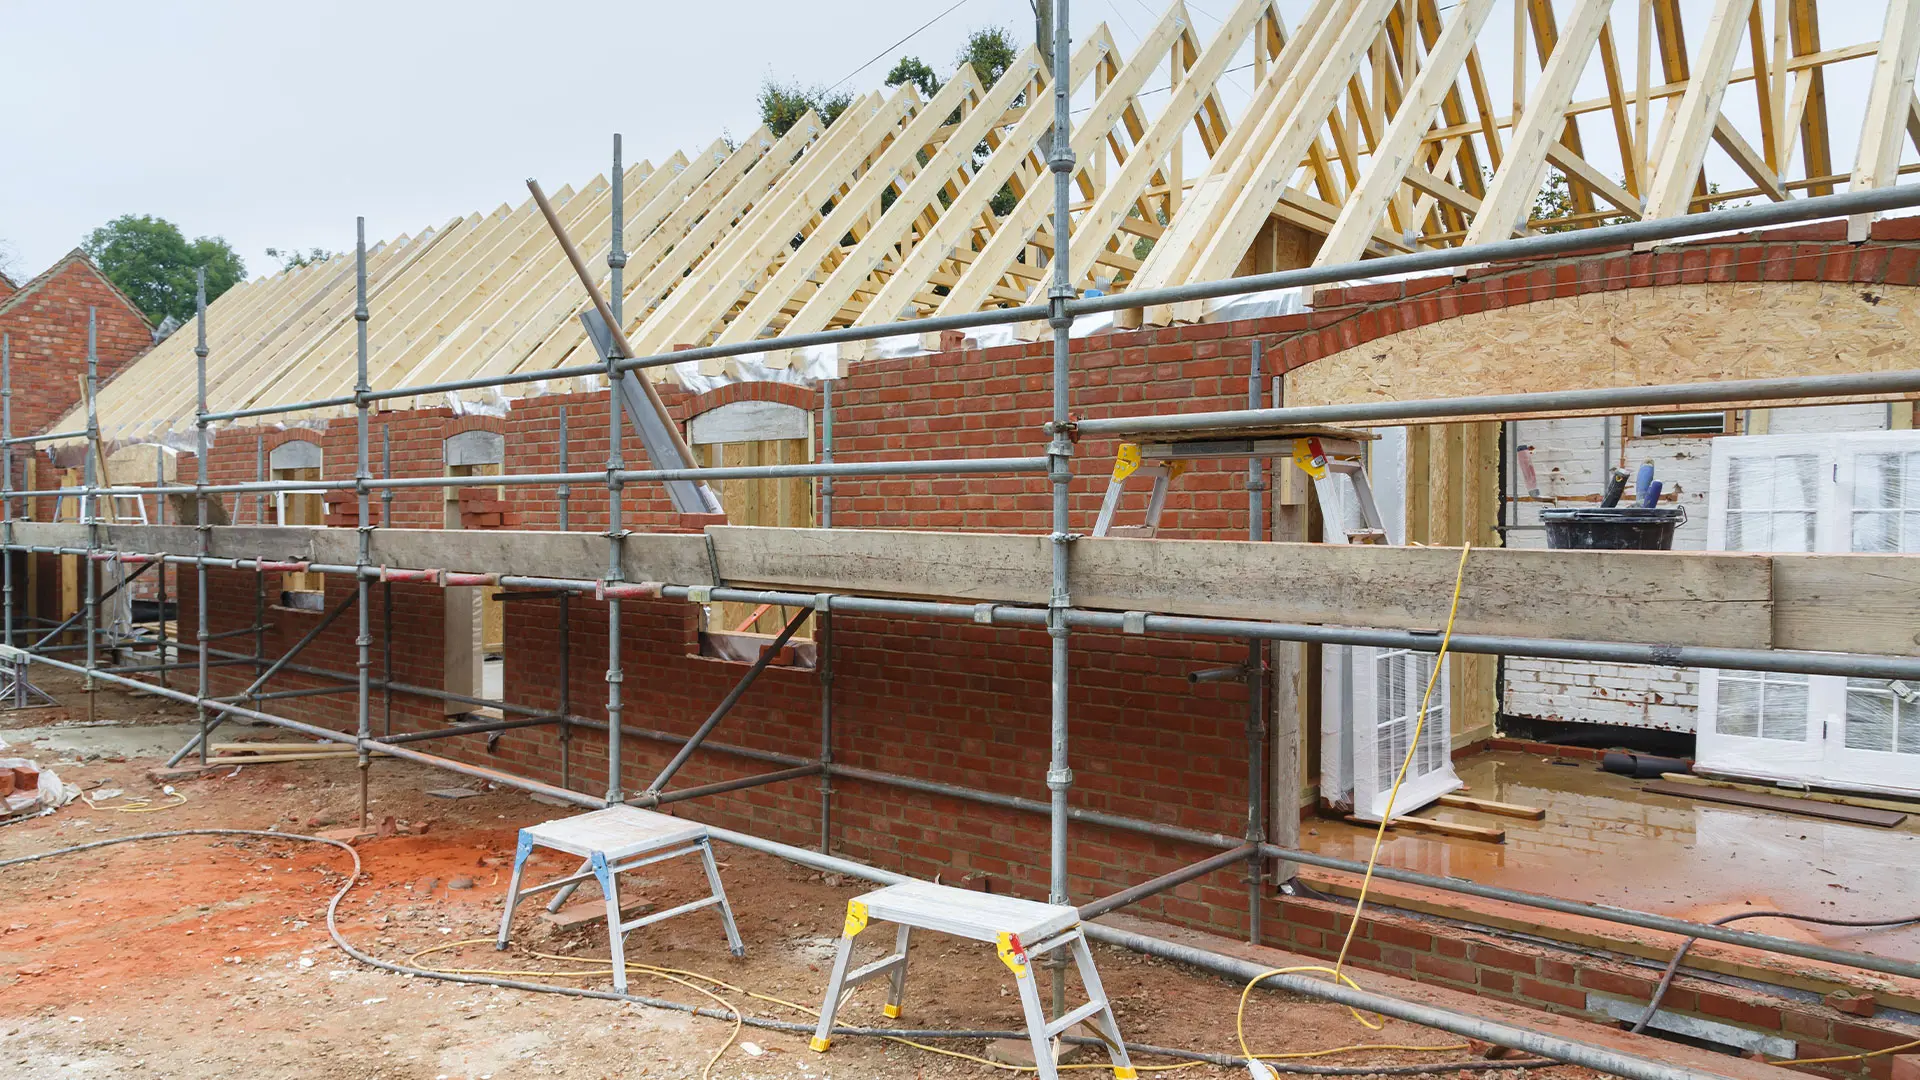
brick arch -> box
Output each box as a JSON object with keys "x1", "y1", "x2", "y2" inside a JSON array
[
  {"x1": 1273, "y1": 220, "x2": 1920, "y2": 410},
  {"x1": 680, "y1": 380, "x2": 817, "y2": 421}
]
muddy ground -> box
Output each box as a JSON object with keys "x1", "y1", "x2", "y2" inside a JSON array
[{"x1": 0, "y1": 671, "x2": 1580, "y2": 1079}]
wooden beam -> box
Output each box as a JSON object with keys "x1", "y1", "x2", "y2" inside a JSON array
[
  {"x1": 1643, "y1": 0, "x2": 1758, "y2": 220},
  {"x1": 1849, "y1": 0, "x2": 1920, "y2": 240},
  {"x1": 1463, "y1": 0, "x2": 1612, "y2": 245},
  {"x1": 1317, "y1": 0, "x2": 1497, "y2": 267}
]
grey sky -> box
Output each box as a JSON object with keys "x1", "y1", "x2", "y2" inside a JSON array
[{"x1": 0, "y1": 1, "x2": 1897, "y2": 285}]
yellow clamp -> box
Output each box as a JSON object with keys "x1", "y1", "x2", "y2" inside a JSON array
[
  {"x1": 1114, "y1": 1069, "x2": 1138, "y2": 1080},
  {"x1": 809, "y1": 1036, "x2": 832, "y2": 1053},
  {"x1": 996, "y1": 931, "x2": 1029, "y2": 978},
  {"x1": 842, "y1": 899, "x2": 869, "y2": 938},
  {"x1": 1111, "y1": 443, "x2": 1142, "y2": 482},
  {"x1": 1292, "y1": 440, "x2": 1329, "y2": 481},
  {"x1": 882, "y1": 1003, "x2": 902, "y2": 1019}
]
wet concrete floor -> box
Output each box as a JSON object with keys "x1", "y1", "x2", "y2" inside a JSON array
[{"x1": 1298, "y1": 751, "x2": 1920, "y2": 961}]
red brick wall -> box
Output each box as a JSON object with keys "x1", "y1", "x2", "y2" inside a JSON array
[
  {"x1": 161, "y1": 224, "x2": 1920, "y2": 1065},
  {"x1": 0, "y1": 254, "x2": 151, "y2": 467}
]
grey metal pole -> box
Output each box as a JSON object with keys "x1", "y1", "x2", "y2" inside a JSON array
[
  {"x1": 381, "y1": 423, "x2": 393, "y2": 737},
  {"x1": 3, "y1": 332, "x2": 13, "y2": 652},
  {"x1": 557, "y1": 403, "x2": 573, "y2": 791},
  {"x1": 605, "y1": 134, "x2": 628, "y2": 807},
  {"x1": 1244, "y1": 341, "x2": 1266, "y2": 945},
  {"x1": 82, "y1": 309, "x2": 99, "y2": 723},
  {"x1": 154, "y1": 446, "x2": 167, "y2": 688},
  {"x1": 641, "y1": 604, "x2": 810, "y2": 798},
  {"x1": 193, "y1": 271, "x2": 211, "y2": 764},
  {"x1": 251, "y1": 434, "x2": 265, "y2": 712},
  {"x1": 1044, "y1": 0, "x2": 1076, "y2": 1019},
  {"x1": 354, "y1": 217, "x2": 374, "y2": 829},
  {"x1": 817, "y1": 380, "x2": 834, "y2": 852}
]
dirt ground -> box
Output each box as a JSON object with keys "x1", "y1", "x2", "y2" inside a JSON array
[{"x1": 1, "y1": 672, "x2": 1577, "y2": 1080}]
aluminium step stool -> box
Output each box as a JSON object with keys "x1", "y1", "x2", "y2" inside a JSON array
[
  {"x1": 1092, "y1": 425, "x2": 1388, "y2": 543},
  {"x1": 0, "y1": 644, "x2": 56, "y2": 710},
  {"x1": 495, "y1": 806, "x2": 744, "y2": 992},
  {"x1": 808, "y1": 881, "x2": 1137, "y2": 1080}
]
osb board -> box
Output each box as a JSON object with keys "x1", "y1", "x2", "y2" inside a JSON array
[{"x1": 1283, "y1": 282, "x2": 1920, "y2": 417}]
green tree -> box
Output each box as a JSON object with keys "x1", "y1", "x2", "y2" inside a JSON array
[
  {"x1": 885, "y1": 56, "x2": 943, "y2": 98},
  {"x1": 758, "y1": 79, "x2": 854, "y2": 137},
  {"x1": 82, "y1": 215, "x2": 244, "y2": 326},
  {"x1": 956, "y1": 26, "x2": 1018, "y2": 89},
  {"x1": 265, "y1": 246, "x2": 334, "y2": 271}
]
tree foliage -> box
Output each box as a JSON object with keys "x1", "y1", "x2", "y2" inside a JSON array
[
  {"x1": 758, "y1": 79, "x2": 855, "y2": 137},
  {"x1": 884, "y1": 56, "x2": 943, "y2": 98},
  {"x1": 82, "y1": 214, "x2": 244, "y2": 326},
  {"x1": 265, "y1": 246, "x2": 334, "y2": 271}
]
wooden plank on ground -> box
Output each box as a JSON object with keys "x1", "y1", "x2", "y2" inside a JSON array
[
  {"x1": 1435, "y1": 793, "x2": 1547, "y2": 820},
  {"x1": 1346, "y1": 813, "x2": 1506, "y2": 843},
  {"x1": 1664, "y1": 772, "x2": 1920, "y2": 815},
  {"x1": 1641, "y1": 779, "x2": 1909, "y2": 827}
]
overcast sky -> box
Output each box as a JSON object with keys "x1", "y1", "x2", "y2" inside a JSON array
[{"x1": 0, "y1": 1, "x2": 1896, "y2": 284}]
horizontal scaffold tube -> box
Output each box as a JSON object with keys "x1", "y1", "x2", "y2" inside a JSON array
[{"x1": 1073, "y1": 368, "x2": 1920, "y2": 437}]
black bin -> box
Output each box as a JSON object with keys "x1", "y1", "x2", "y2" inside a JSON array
[{"x1": 1540, "y1": 506, "x2": 1686, "y2": 550}]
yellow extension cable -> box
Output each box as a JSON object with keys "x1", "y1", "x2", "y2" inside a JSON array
[
  {"x1": 407, "y1": 939, "x2": 1481, "y2": 1076},
  {"x1": 1233, "y1": 544, "x2": 1475, "y2": 1076}
]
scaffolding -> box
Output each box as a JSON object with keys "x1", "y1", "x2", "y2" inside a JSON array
[{"x1": 9, "y1": 16, "x2": 1920, "y2": 1076}]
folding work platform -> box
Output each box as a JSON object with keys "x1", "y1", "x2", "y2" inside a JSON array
[
  {"x1": 496, "y1": 806, "x2": 744, "y2": 992},
  {"x1": 1093, "y1": 424, "x2": 1385, "y2": 542},
  {"x1": 809, "y1": 881, "x2": 1136, "y2": 1080}
]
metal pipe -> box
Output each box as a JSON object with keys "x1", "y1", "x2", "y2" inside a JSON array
[
  {"x1": 193, "y1": 270, "x2": 213, "y2": 763},
  {"x1": 1081, "y1": 920, "x2": 1724, "y2": 1080},
  {"x1": 1074, "y1": 368, "x2": 1920, "y2": 439},
  {"x1": 382, "y1": 421, "x2": 393, "y2": 738},
  {"x1": 818, "y1": 383, "x2": 834, "y2": 853},
  {"x1": 377, "y1": 714, "x2": 565, "y2": 744},
  {"x1": 3, "y1": 332, "x2": 12, "y2": 652},
  {"x1": 251, "y1": 435, "x2": 265, "y2": 714},
  {"x1": 1043, "y1": 0, "x2": 1077, "y2": 1019},
  {"x1": 643, "y1": 763, "x2": 824, "y2": 807},
  {"x1": 352, "y1": 217, "x2": 376, "y2": 829},
  {"x1": 558, "y1": 402, "x2": 573, "y2": 791},
  {"x1": 1, "y1": 429, "x2": 87, "y2": 446},
  {"x1": 602, "y1": 142, "x2": 628, "y2": 807},
  {"x1": 1245, "y1": 339, "x2": 1267, "y2": 946},
  {"x1": 1078, "y1": 844, "x2": 1259, "y2": 921},
  {"x1": 82, "y1": 309, "x2": 100, "y2": 723},
  {"x1": 642, "y1": 605, "x2": 810, "y2": 797},
  {"x1": 167, "y1": 588, "x2": 360, "y2": 765},
  {"x1": 154, "y1": 443, "x2": 168, "y2": 689},
  {"x1": 47, "y1": 455, "x2": 1053, "y2": 499}
]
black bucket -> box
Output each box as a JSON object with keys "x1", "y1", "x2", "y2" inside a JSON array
[{"x1": 1541, "y1": 506, "x2": 1686, "y2": 550}]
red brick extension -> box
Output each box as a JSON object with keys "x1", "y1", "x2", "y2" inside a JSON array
[{"x1": 42, "y1": 222, "x2": 1920, "y2": 1071}]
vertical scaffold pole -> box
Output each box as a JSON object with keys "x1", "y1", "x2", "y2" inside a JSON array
[
  {"x1": 558, "y1": 403, "x2": 574, "y2": 791},
  {"x1": 1245, "y1": 341, "x2": 1268, "y2": 945},
  {"x1": 193, "y1": 272, "x2": 212, "y2": 765},
  {"x1": 1044, "y1": 0, "x2": 1077, "y2": 1020},
  {"x1": 3, "y1": 333, "x2": 13, "y2": 652},
  {"x1": 354, "y1": 217, "x2": 374, "y2": 829},
  {"x1": 252, "y1": 434, "x2": 265, "y2": 710},
  {"x1": 381, "y1": 423, "x2": 394, "y2": 737},
  {"x1": 155, "y1": 443, "x2": 168, "y2": 688},
  {"x1": 605, "y1": 134, "x2": 628, "y2": 806},
  {"x1": 82, "y1": 308, "x2": 99, "y2": 724},
  {"x1": 818, "y1": 379, "x2": 834, "y2": 853}
]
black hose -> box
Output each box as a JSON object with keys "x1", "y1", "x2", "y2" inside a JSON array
[
  {"x1": 1, "y1": 829, "x2": 1563, "y2": 1074},
  {"x1": 1632, "y1": 907, "x2": 1920, "y2": 1033}
]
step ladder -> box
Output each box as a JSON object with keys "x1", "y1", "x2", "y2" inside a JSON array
[
  {"x1": 0, "y1": 643, "x2": 56, "y2": 709},
  {"x1": 496, "y1": 806, "x2": 745, "y2": 992},
  {"x1": 809, "y1": 881, "x2": 1136, "y2": 1080},
  {"x1": 1092, "y1": 428, "x2": 1390, "y2": 543}
]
